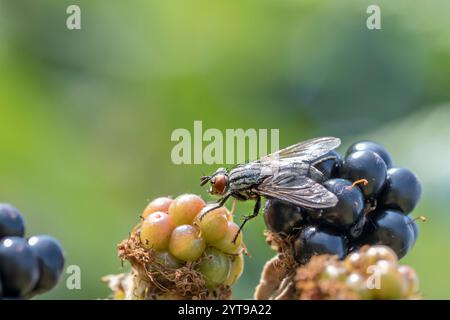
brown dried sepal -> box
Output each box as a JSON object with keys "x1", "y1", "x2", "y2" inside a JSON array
[
  {"x1": 264, "y1": 231, "x2": 297, "y2": 270},
  {"x1": 254, "y1": 231, "x2": 298, "y2": 300}
]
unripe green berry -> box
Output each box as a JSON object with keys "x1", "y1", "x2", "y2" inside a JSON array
[
  {"x1": 169, "y1": 225, "x2": 205, "y2": 261},
  {"x1": 140, "y1": 212, "x2": 174, "y2": 251},
  {"x1": 196, "y1": 248, "x2": 230, "y2": 289},
  {"x1": 194, "y1": 205, "x2": 228, "y2": 243},
  {"x1": 168, "y1": 194, "x2": 205, "y2": 226},
  {"x1": 344, "y1": 251, "x2": 366, "y2": 273},
  {"x1": 346, "y1": 272, "x2": 373, "y2": 299},
  {"x1": 211, "y1": 222, "x2": 242, "y2": 254},
  {"x1": 321, "y1": 264, "x2": 348, "y2": 281},
  {"x1": 369, "y1": 260, "x2": 404, "y2": 299},
  {"x1": 224, "y1": 254, "x2": 244, "y2": 286},
  {"x1": 142, "y1": 197, "x2": 173, "y2": 218},
  {"x1": 398, "y1": 265, "x2": 419, "y2": 297},
  {"x1": 365, "y1": 246, "x2": 398, "y2": 270}
]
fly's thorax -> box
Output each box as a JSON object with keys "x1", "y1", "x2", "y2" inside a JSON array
[{"x1": 229, "y1": 163, "x2": 263, "y2": 191}]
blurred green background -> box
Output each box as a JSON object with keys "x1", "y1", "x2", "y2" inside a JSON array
[{"x1": 0, "y1": 0, "x2": 449, "y2": 299}]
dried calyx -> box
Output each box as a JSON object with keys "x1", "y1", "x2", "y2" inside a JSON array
[
  {"x1": 255, "y1": 232, "x2": 419, "y2": 300},
  {"x1": 104, "y1": 194, "x2": 244, "y2": 300},
  {"x1": 113, "y1": 231, "x2": 231, "y2": 300}
]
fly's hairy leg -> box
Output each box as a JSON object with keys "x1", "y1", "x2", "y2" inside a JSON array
[{"x1": 233, "y1": 195, "x2": 261, "y2": 243}]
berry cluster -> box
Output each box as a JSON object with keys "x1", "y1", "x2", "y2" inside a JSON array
[
  {"x1": 295, "y1": 245, "x2": 419, "y2": 300},
  {"x1": 0, "y1": 204, "x2": 65, "y2": 299},
  {"x1": 138, "y1": 194, "x2": 244, "y2": 290},
  {"x1": 264, "y1": 140, "x2": 422, "y2": 263},
  {"x1": 255, "y1": 243, "x2": 419, "y2": 300}
]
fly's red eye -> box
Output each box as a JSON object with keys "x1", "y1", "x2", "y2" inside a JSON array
[{"x1": 211, "y1": 174, "x2": 228, "y2": 195}]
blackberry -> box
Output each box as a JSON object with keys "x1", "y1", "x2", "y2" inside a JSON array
[
  {"x1": 411, "y1": 218, "x2": 419, "y2": 246},
  {"x1": 0, "y1": 237, "x2": 40, "y2": 297},
  {"x1": 27, "y1": 235, "x2": 65, "y2": 294},
  {"x1": 380, "y1": 167, "x2": 422, "y2": 214},
  {"x1": 0, "y1": 204, "x2": 25, "y2": 239},
  {"x1": 293, "y1": 226, "x2": 347, "y2": 264},
  {"x1": 313, "y1": 150, "x2": 342, "y2": 180},
  {"x1": 346, "y1": 140, "x2": 393, "y2": 168},
  {"x1": 0, "y1": 203, "x2": 65, "y2": 299},
  {"x1": 340, "y1": 150, "x2": 387, "y2": 198},
  {"x1": 262, "y1": 139, "x2": 422, "y2": 268},
  {"x1": 358, "y1": 209, "x2": 415, "y2": 259},
  {"x1": 263, "y1": 198, "x2": 304, "y2": 235},
  {"x1": 319, "y1": 179, "x2": 365, "y2": 230}
]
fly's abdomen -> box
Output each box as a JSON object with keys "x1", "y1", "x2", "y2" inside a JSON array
[{"x1": 229, "y1": 164, "x2": 263, "y2": 191}]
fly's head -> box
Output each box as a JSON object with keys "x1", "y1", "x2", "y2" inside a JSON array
[{"x1": 200, "y1": 167, "x2": 229, "y2": 196}]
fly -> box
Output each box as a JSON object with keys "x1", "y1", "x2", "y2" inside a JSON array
[{"x1": 200, "y1": 136, "x2": 341, "y2": 242}]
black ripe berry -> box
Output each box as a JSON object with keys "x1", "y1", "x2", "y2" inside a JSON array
[
  {"x1": 380, "y1": 168, "x2": 422, "y2": 214},
  {"x1": 261, "y1": 139, "x2": 422, "y2": 265},
  {"x1": 0, "y1": 204, "x2": 25, "y2": 238},
  {"x1": 346, "y1": 140, "x2": 393, "y2": 168},
  {"x1": 360, "y1": 209, "x2": 415, "y2": 259},
  {"x1": 263, "y1": 198, "x2": 304, "y2": 235},
  {"x1": 313, "y1": 150, "x2": 342, "y2": 180},
  {"x1": 28, "y1": 235, "x2": 65, "y2": 294},
  {"x1": 340, "y1": 150, "x2": 387, "y2": 198},
  {"x1": 293, "y1": 226, "x2": 347, "y2": 264},
  {"x1": 0, "y1": 237, "x2": 39, "y2": 297},
  {"x1": 319, "y1": 179, "x2": 365, "y2": 230}
]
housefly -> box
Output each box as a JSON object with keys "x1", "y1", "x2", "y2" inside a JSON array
[{"x1": 200, "y1": 136, "x2": 341, "y2": 242}]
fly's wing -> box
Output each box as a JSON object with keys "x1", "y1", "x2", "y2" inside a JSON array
[
  {"x1": 260, "y1": 137, "x2": 341, "y2": 163},
  {"x1": 256, "y1": 173, "x2": 338, "y2": 209}
]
